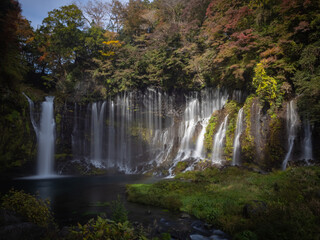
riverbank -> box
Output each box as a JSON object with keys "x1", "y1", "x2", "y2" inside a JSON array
[{"x1": 127, "y1": 166, "x2": 320, "y2": 240}]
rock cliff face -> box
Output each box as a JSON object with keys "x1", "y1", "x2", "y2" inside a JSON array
[
  {"x1": 20, "y1": 89, "x2": 319, "y2": 176},
  {"x1": 0, "y1": 93, "x2": 36, "y2": 176}
]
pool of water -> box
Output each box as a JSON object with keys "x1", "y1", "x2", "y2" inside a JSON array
[
  {"x1": 1, "y1": 175, "x2": 164, "y2": 226},
  {"x1": 1, "y1": 174, "x2": 229, "y2": 239}
]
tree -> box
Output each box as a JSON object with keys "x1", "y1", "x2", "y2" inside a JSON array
[
  {"x1": 37, "y1": 4, "x2": 85, "y2": 91},
  {"x1": 293, "y1": 43, "x2": 320, "y2": 124},
  {"x1": 77, "y1": 0, "x2": 111, "y2": 29},
  {"x1": 0, "y1": 0, "x2": 25, "y2": 90}
]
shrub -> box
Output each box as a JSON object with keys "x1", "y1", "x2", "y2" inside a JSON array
[
  {"x1": 1, "y1": 189, "x2": 54, "y2": 228},
  {"x1": 68, "y1": 216, "x2": 147, "y2": 240},
  {"x1": 110, "y1": 196, "x2": 128, "y2": 224}
]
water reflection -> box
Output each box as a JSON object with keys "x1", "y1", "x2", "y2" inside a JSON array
[{"x1": 2, "y1": 175, "x2": 158, "y2": 226}]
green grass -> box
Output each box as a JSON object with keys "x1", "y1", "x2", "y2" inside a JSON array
[{"x1": 127, "y1": 166, "x2": 320, "y2": 239}]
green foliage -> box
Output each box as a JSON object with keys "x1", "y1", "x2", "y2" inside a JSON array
[
  {"x1": 0, "y1": 94, "x2": 35, "y2": 171},
  {"x1": 204, "y1": 112, "x2": 218, "y2": 152},
  {"x1": 0, "y1": 0, "x2": 26, "y2": 90},
  {"x1": 241, "y1": 96, "x2": 256, "y2": 162},
  {"x1": 127, "y1": 166, "x2": 320, "y2": 239},
  {"x1": 110, "y1": 196, "x2": 128, "y2": 224},
  {"x1": 264, "y1": 116, "x2": 285, "y2": 168},
  {"x1": 224, "y1": 101, "x2": 241, "y2": 161},
  {"x1": 234, "y1": 230, "x2": 258, "y2": 240},
  {"x1": 252, "y1": 62, "x2": 277, "y2": 108},
  {"x1": 173, "y1": 161, "x2": 188, "y2": 175},
  {"x1": 1, "y1": 189, "x2": 55, "y2": 228},
  {"x1": 68, "y1": 216, "x2": 146, "y2": 240},
  {"x1": 293, "y1": 41, "x2": 320, "y2": 124}
]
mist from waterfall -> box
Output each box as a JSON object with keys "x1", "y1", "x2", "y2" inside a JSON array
[
  {"x1": 282, "y1": 100, "x2": 298, "y2": 170},
  {"x1": 232, "y1": 108, "x2": 244, "y2": 166},
  {"x1": 301, "y1": 119, "x2": 313, "y2": 163}
]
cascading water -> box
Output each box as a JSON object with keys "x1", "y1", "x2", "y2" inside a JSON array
[
  {"x1": 91, "y1": 102, "x2": 106, "y2": 167},
  {"x1": 107, "y1": 100, "x2": 115, "y2": 168},
  {"x1": 301, "y1": 119, "x2": 313, "y2": 163},
  {"x1": 212, "y1": 115, "x2": 229, "y2": 164},
  {"x1": 37, "y1": 97, "x2": 56, "y2": 177},
  {"x1": 193, "y1": 89, "x2": 229, "y2": 159},
  {"x1": 174, "y1": 97, "x2": 200, "y2": 160},
  {"x1": 23, "y1": 93, "x2": 39, "y2": 138},
  {"x1": 24, "y1": 94, "x2": 56, "y2": 177},
  {"x1": 282, "y1": 100, "x2": 298, "y2": 170},
  {"x1": 71, "y1": 88, "x2": 229, "y2": 174},
  {"x1": 232, "y1": 108, "x2": 244, "y2": 166}
]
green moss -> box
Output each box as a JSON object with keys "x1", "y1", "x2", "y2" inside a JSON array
[
  {"x1": 129, "y1": 126, "x2": 152, "y2": 142},
  {"x1": 204, "y1": 111, "x2": 218, "y2": 152},
  {"x1": 264, "y1": 116, "x2": 285, "y2": 169},
  {"x1": 224, "y1": 101, "x2": 241, "y2": 161},
  {"x1": 55, "y1": 113, "x2": 61, "y2": 125},
  {"x1": 55, "y1": 153, "x2": 72, "y2": 161},
  {"x1": 127, "y1": 166, "x2": 320, "y2": 240},
  {"x1": 241, "y1": 95, "x2": 256, "y2": 163},
  {"x1": 173, "y1": 161, "x2": 188, "y2": 175}
]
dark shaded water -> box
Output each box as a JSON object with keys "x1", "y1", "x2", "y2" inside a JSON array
[
  {"x1": 1, "y1": 175, "x2": 230, "y2": 239},
  {"x1": 1, "y1": 175, "x2": 165, "y2": 226}
]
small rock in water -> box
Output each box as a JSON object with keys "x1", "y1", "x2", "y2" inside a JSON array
[
  {"x1": 190, "y1": 234, "x2": 210, "y2": 240},
  {"x1": 211, "y1": 229, "x2": 230, "y2": 240},
  {"x1": 212, "y1": 229, "x2": 225, "y2": 235},
  {"x1": 210, "y1": 235, "x2": 229, "y2": 240},
  {"x1": 191, "y1": 220, "x2": 211, "y2": 235},
  {"x1": 181, "y1": 213, "x2": 191, "y2": 219}
]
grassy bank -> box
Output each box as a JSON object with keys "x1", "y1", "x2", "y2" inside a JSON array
[{"x1": 127, "y1": 166, "x2": 320, "y2": 240}]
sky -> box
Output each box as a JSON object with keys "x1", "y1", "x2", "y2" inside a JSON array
[{"x1": 18, "y1": 0, "x2": 127, "y2": 29}]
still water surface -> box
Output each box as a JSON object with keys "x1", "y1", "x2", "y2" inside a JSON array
[{"x1": 1, "y1": 175, "x2": 171, "y2": 226}]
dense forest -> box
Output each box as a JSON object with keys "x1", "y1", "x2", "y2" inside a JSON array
[{"x1": 1, "y1": 0, "x2": 320, "y2": 115}]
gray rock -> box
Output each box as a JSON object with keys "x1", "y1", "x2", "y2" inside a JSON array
[
  {"x1": 190, "y1": 234, "x2": 210, "y2": 240},
  {"x1": 0, "y1": 222, "x2": 46, "y2": 240},
  {"x1": 181, "y1": 213, "x2": 191, "y2": 219},
  {"x1": 0, "y1": 209, "x2": 22, "y2": 225}
]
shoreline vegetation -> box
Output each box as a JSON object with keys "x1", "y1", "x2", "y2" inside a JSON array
[
  {"x1": 127, "y1": 166, "x2": 320, "y2": 240},
  {"x1": 1, "y1": 166, "x2": 319, "y2": 239}
]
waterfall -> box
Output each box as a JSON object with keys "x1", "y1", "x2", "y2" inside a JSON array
[
  {"x1": 91, "y1": 102, "x2": 106, "y2": 167},
  {"x1": 22, "y1": 93, "x2": 39, "y2": 138},
  {"x1": 212, "y1": 115, "x2": 229, "y2": 164},
  {"x1": 193, "y1": 89, "x2": 228, "y2": 158},
  {"x1": 70, "y1": 88, "x2": 229, "y2": 174},
  {"x1": 24, "y1": 94, "x2": 56, "y2": 177},
  {"x1": 282, "y1": 100, "x2": 298, "y2": 170},
  {"x1": 37, "y1": 96, "x2": 56, "y2": 177},
  {"x1": 232, "y1": 108, "x2": 244, "y2": 166},
  {"x1": 175, "y1": 98, "x2": 200, "y2": 160},
  {"x1": 107, "y1": 100, "x2": 115, "y2": 168},
  {"x1": 301, "y1": 119, "x2": 313, "y2": 163}
]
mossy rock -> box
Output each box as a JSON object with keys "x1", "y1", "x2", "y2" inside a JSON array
[{"x1": 173, "y1": 161, "x2": 189, "y2": 175}]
